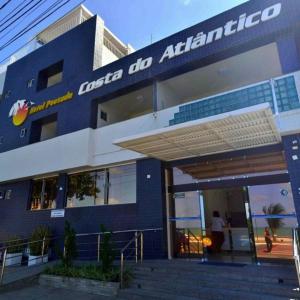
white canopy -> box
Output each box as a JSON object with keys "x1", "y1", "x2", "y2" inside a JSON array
[{"x1": 114, "y1": 104, "x2": 281, "y2": 161}]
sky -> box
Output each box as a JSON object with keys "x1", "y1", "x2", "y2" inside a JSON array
[{"x1": 0, "y1": 0, "x2": 248, "y2": 65}]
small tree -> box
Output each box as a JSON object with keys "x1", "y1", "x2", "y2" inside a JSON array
[
  {"x1": 100, "y1": 224, "x2": 115, "y2": 273},
  {"x1": 263, "y1": 203, "x2": 285, "y2": 241},
  {"x1": 62, "y1": 221, "x2": 77, "y2": 267}
]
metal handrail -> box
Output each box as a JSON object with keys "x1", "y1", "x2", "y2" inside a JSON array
[
  {"x1": 0, "y1": 228, "x2": 162, "y2": 244},
  {"x1": 0, "y1": 237, "x2": 28, "y2": 245},
  {"x1": 76, "y1": 227, "x2": 163, "y2": 237},
  {"x1": 0, "y1": 236, "x2": 55, "y2": 252},
  {"x1": 75, "y1": 227, "x2": 161, "y2": 263},
  {"x1": 187, "y1": 229, "x2": 201, "y2": 254},
  {"x1": 120, "y1": 231, "x2": 144, "y2": 289},
  {"x1": 0, "y1": 235, "x2": 59, "y2": 285},
  {"x1": 0, "y1": 228, "x2": 161, "y2": 287},
  {"x1": 293, "y1": 228, "x2": 300, "y2": 288}
]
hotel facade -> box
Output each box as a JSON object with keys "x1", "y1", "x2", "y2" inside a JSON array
[{"x1": 1, "y1": 0, "x2": 300, "y2": 262}]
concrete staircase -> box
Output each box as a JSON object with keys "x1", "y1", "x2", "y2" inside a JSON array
[{"x1": 118, "y1": 260, "x2": 300, "y2": 300}]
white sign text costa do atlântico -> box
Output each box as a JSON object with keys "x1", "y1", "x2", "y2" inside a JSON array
[{"x1": 78, "y1": 3, "x2": 281, "y2": 96}]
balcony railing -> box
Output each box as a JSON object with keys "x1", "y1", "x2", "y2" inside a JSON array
[{"x1": 169, "y1": 72, "x2": 300, "y2": 126}]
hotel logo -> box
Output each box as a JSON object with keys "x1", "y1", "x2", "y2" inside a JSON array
[
  {"x1": 8, "y1": 99, "x2": 33, "y2": 126},
  {"x1": 8, "y1": 91, "x2": 73, "y2": 126}
]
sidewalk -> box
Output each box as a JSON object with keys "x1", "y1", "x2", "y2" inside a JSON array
[
  {"x1": 0, "y1": 283, "x2": 117, "y2": 300},
  {"x1": 0, "y1": 260, "x2": 57, "y2": 286}
]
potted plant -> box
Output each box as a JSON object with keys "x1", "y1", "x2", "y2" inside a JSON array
[
  {"x1": 28, "y1": 226, "x2": 52, "y2": 266},
  {"x1": 4, "y1": 236, "x2": 24, "y2": 266}
]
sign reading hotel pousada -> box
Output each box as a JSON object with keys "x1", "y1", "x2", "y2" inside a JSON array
[{"x1": 8, "y1": 91, "x2": 73, "y2": 126}]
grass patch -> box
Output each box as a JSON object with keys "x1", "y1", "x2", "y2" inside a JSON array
[{"x1": 44, "y1": 264, "x2": 132, "y2": 284}]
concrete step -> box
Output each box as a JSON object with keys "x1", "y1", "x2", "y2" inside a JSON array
[
  {"x1": 133, "y1": 262, "x2": 298, "y2": 282},
  {"x1": 133, "y1": 266, "x2": 298, "y2": 286},
  {"x1": 119, "y1": 260, "x2": 300, "y2": 300},
  {"x1": 134, "y1": 260, "x2": 297, "y2": 280},
  {"x1": 130, "y1": 276, "x2": 300, "y2": 299},
  {"x1": 119, "y1": 285, "x2": 292, "y2": 300}
]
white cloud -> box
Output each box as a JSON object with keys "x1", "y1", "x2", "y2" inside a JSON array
[{"x1": 180, "y1": 0, "x2": 192, "y2": 6}]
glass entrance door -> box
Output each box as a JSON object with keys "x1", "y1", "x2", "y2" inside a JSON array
[
  {"x1": 202, "y1": 187, "x2": 254, "y2": 262},
  {"x1": 248, "y1": 182, "x2": 298, "y2": 260},
  {"x1": 170, "y1": 191, "x2": 204, "y2": 258}
]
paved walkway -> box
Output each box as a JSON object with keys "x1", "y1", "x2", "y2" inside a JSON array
[
  {"x1": 0, "y1": 283, "x2": 116, "y2": 300},
  {"x1": 0, "y1": 260, "x2": 57, "y2": 285}
]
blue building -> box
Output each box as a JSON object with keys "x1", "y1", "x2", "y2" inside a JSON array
[{"x1": 0, "y1": 0, "x2": 300, "y2": 262}]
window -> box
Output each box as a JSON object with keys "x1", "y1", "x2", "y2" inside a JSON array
[
  {"x1": 67, "y1": 171, "x2": 98, "y2": 208},
  {"x1": 66, "y1": 164, "x2": 136, "y2": 208},
  {"x1": 37, "y1": 61, "x2": 63, "y2": 91},
  {"x1": 96, "y1": 86, "x2": 153, "y2": 128},
  {"x1": 108, "y1": 164, "x2": 136, "y2": 205},
  {"x1": 30, "y1": 114, "x2": 57, "y2": 143},
  {"x1": 40, "y1": 120, "x2": 57, "y2": 141},
  {"x1": 100, "y1": 110, "x2": 107, "y2": 122},
  {"x1": 30, "y1": 177, "x2": 58, "y2": 210}
]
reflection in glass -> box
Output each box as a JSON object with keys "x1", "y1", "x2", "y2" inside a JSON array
[
  {"x1": 66, "y1": 163, "x2": 136, "y2": 208},
  {"x1": 67, "y1": 172, "x2": 97, "y2": 208},
  {"x1": 173, "y1": 168, "x2": 197, "y2": 185},
  {"x1": 248, "y1": 183, "x2": 297, "y2": 259},
  {"x1": 31, "y1": 177, "x2": 58, "y2": 210},
  {"x1": 43, "y1": 177, "x2": 58, "y2": 209},
  {"x1": 172, "y1": 192, "x2": 203, "y2": 257},
  {"x1": 95, "y1": 171, "x2": 106, "y2": 205},
  {"x1": 108, "y1": 164, "x2": 136, "y2": 205}
]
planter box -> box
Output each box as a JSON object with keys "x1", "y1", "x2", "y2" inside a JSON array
[
  {"x1": 39, "y1": 274, "x2": 119, "y2": 296},
  {"x1": 28, "y1": 254, "x2": 48, "y2": 266},
  {"x1": 5, "y1": 252, "x2": 22, "y2": 267}
]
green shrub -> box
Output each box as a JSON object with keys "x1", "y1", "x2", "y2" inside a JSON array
[
  {"x1": 99, "y1": 224, "x2": 115, "y2": 273},
  {"x1": 62, "y1": 221, "x2": 77, "y2": 267},
  {"x1": 44, "y1": 264, "x2": 132, "y2": 284},
  {"x1": 29, "y1": 226, "x2": 52, "y2": 256},
  {"x1": 6, "y1": 236, "x2": 24, "y2": 253}
]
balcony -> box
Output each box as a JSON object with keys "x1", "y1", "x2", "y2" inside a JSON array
[
  {"x1": 0, "y1": 72, "x2": 300, "y2": 182},
  {"x1": 169, "y1": 73, "x2": 300, "y2": 126}
]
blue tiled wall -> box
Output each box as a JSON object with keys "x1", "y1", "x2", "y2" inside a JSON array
[
  {"x1": 136, "y1": 158, "x2": 167, "y2": 258},
  {"x1": 282, "y1": 134, "x2": 300, "y2": 224},
  {"x1": 0, "y1": 179, "x2": 137, "y2": 239},
  {"x1": 0, "y1": 159, "x2": 168, "y2": 259}
]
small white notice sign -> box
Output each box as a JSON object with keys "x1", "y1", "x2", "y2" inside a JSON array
[{"x1": 51, "y1": 209, "x2": 65, "y2": 218}]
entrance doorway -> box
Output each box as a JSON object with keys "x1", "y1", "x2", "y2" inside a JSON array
[
  {"x1": 167, "y1": 148, "x2": 299, "y2": 262},
  {"x1": 171, "y1": 191, "x2": 204, "y2": 258},
  {"x1": 170, "y1": 187, "x2": 254, "y2": 262},
  {"x1": 203, "y1": 187, "x2": 254, "y2": 262},
  {"x1": 169, "y1": 183, "x2": 298, "y2": 262}
]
